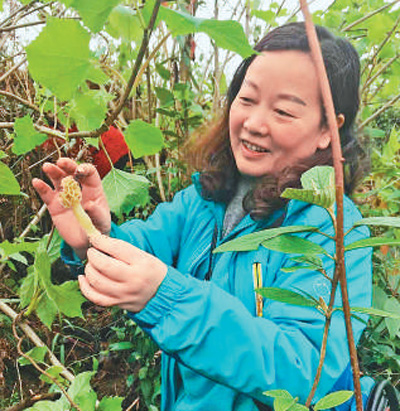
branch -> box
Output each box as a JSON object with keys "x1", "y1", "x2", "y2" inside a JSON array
[
  {"x1": 0, "y1": 89, "x2": 40, "y2": 112},
  {"x1": 0, "y1": 300, "x2": 75, "y2": 382},
  {"x1": 5, "y1": 392, "x2": 61, "y2": 411},
  {"x1": 358, "y1": 91, "x2": 400, "y2": 130},
  {"x1": 342, "y1": 0, "x2": 400, "y2": 32},
  {"x1": 0, "y1": 58, "x2": 27, "y2": 83},
  {"x1": 300, "y1": 1, "x2": 363, "y2": 409}
]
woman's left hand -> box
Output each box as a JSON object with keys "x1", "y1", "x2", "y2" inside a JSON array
[{"x1": 79, "y1": 235, "x2": 168, "y2": 312}]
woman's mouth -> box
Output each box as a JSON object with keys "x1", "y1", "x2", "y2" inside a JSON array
[{"x1": 242, "y1": 140, "x2": 270, "y2": 153}]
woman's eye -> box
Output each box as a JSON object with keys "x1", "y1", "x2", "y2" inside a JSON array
[
  {"x1": 275, "y1": 109, "x2": 294, "y2": 118},
  {"x1": 239, "y1": 96, "x2": 254, "y2": 104}
]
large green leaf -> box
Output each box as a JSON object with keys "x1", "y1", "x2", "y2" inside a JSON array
[
  {"x1": 107, "y1": 5, "x2": 143, "y2": 42},
  {"x1": 18, "y1": 346, "x2": 48, "y2": 366},
  {"x1": 261, "y1": 234, "x2": 328, "y2": 256},
  {"x1": 25, "y1": 401, "x2": 64, "y2": 411},
  {"x1": 281, "y1": 166, "x2": 335, "y2": 209},
  {"x1": 56, "y1": 371, "x2": 97, "y2": 411},
  {"x1": 102, "y1": 168, "x2": 150, "y2": 217},
  {"x1": 352, "y1": 217, "x2": 400, "y2": 229},
  {"x1": 0, "y1": 161, "x2": 21, "y2": 195},
  {"x1": 124, "y1": 120, "x2": 164, "y2": 158},
  {"x1": 314, "y1": 391, "x2": 353, "y2": 410},
  {"x1": 351, "y1": 307, "x2": 400, "y2": 320},
  {"x1": 26, "y1": 18, "x2": 91, "y2": 101},
  {"x1": 160, "y1": 7, "x2": 254, "y2": 58},
  {"x1": 384, "y1": 298, "x2": 400, "y2": 339},
  {"x1": 345, "y1": 237, "x2": 400, "y2": 252},
  {"x1": 70, "y1": 90, "x2": 109, "y2": 131},
  {"x1": 13, "y1": 115, "x2": 47, "y2": 155},
  {"x1": 256, "y1": 287, "x2": 318, "y2": 308},
  {"x1": 36, "y1": 294, "x2": 58, "y2": 329},
  {"x1": 35, "y1": 247, "x2": 86, "y2": 321},
  {"x1": 214, "y1": 225, "x2": 318, "y2": 253},
  {"x1": 70, "y1": 0, "x2": 120, "y2": 33}
]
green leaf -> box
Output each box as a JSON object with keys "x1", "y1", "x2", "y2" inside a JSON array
[
  {"x1": 160, "y1": 7, "x2": 254, "y2": 58},
  {"x1": 40, "y1": 365, "x2": 66, "y2": 385},
  {"x1": 199, "y1": 19, "x2": 255, "y2": 59},
  {"x1": 281, "y1": 166, "x2": 335, "y2": 209},
  {"x1": 25, "y1": 401, "x2": 64, "y2": 411},
  {"x1": 274, "y1": 397, "x2": 296, "y2": 411},
  {"x1": 26, "y1": 18, "x2": 91, "y2": 101},
  {"x1": 19, "y1": 271, "x2": 36, "y2": 308},
  {"x1": 351, "y1": 307, "x2": 400, "y2": 319},
  {"x1": 314, "y1": 390, "x2": 353, "y2": 410},
  {"x1": 263, "y1": 389, "x2": 292, "y2": 399},
  {"x1": 0, "y1": 239, "x2": 38, "y2": 259},
  {"x1": 0, "y1": 161, "x2": 21, "y2": 195},
  {"x1": 13, "y1": 115, "x2": 47, "y2": 155},
  {"x1": 214, "y1": 225, "x2": 318, "y2": 253},
  {"x1": 256, "y1": 287, "x2": 318, "y2": 308},
  {"x1": 36, "y1": 294, "x2": 58, "y2": 329},
  {"x1": 261, "y1": 234, "x2": 328, "y2": 256},
  {"x1": 97, "y1": 396, "x2": 124, "y2": 411},
  {"x1": 70, "y1": 0, "x2": 120, "y2": 33},
  {"x1": 18, "y1": 346, "x2": 47, "y2": 366},
  {"x1": 384, "y1": 297, "x2": 400, "y2": 339},
  {"x1": 291, "y1": 405, "x2": 309, "y2": 411},
  {"x1": 70, "y1": 90, "x2": 108, "y2": 131},
  {"x1": 102, "y1": 168, "x2": 150, "y2": 217},
  {"x1": 107, "y1": 5, "x2": 143, "y2": 42},
  {"x1": 345, "y1": 237, "x2": 400, "y2": 251},
  {"x1": 353, "y1": 217, "x2": 400, "y2": 229},
  {"x1": 57, "y1": 371, "x2": 97, "y2": 411},
  {"x1": 35, "y1": 248, "x2": 86, "y2": 320},
  {"x1": 124, "y1": 120, "x2": 164, "y2": 158},
  {"x1": 109, "y1": 341, "x2": 135, "y2": 351}
]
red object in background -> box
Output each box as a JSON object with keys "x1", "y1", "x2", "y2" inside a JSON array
[{"x1": 91, "y1": 126, "x2": 129, "y2": 178}]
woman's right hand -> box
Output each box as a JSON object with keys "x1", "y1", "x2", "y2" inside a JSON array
[{"x1": 32, "y1": 158, "x2": 111, "y2": 258}]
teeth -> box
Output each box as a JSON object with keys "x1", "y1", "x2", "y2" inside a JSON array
[{"x1": 243, "y1": 140, "x2": 269, "y2": 153}]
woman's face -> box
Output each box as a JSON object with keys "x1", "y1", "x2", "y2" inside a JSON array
[{"x1": 229, "y1": 50, "x2": 331, "y2": 178}]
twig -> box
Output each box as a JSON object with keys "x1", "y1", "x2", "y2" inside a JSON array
[
  {"x1": 19, "y1": 204, "x2": 48, "y2": 238},
  {"x1": 0, "y1": 122, "x2": 14, "y2": 128},
  {"x1": 342, "y1": 0, "x2": 400, "y2": 32},
  {"x1": 0, "y1": 19, "x2": 46, "y2": 33},
  {"x1": 0, "y1": 1, "x2": 32, "y2": 28},
  {"x1": 358, "y1": 91, "x2": 400, "y2": 130},
  {"x1": 5, "y1": 392, "x2": 61, "y2": 411},
  {"x1": 300, "y1": 1, "x2": 363, "y2": 409},
  {"x1": 12, "y1": 312, "x2": 81, "y2": 411},
  {"x1": 0, "y1": 300, "x2": 75, "y2": 382},
  {"x1": 0, "y1": 58, "x2": 27, "y2": 83},
  {"x1": 0, "y1": 90, "x2": 40, "y2": 112}
]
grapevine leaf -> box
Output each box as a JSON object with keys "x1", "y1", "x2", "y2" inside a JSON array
[
  {"x1": 97, "y1": 396, "x2": 124, "y2": 410},
  {"x1": 18, "y1": 346, "x2": 47, "y2": 366},
  {"x1": 35, "y1": 249, "x2": 85, "y2": 320},
  {"x1": 36, "y1": 294, "x2": 58, "y2": 329},
  {"x1": 124, "y1": 120, "x2": 164, "y2": 158},
  {"x1": 70, "y1": 90, "x2": 108, "y2": 131},
  {"x1": 160, "y1": 7, "x2": 254, "y2": 58},
  {"x1": 345, "y1": 237, "x2": 400, "y2": 252},
  {"x1": 26, "y1": 18, "x2": 91, "y2": 101},
  {"x1": 107, "y1": 5, "x2": 143, "y2": 42},
  {"x1": 13, "y1": 115, "x2": 47, "y2": 155},
  {"x1": 0, "y1": 161, "x2": 21, "y2": 195},
  {"x1": 70, "y1": 0, "x2": 120, "y2": 33},
  {"x1": 314, "y1": 391, "x2": 353, "y2": 410},
  {"x1": 102, "y1": 168, "x2": 150, "y2": 217},
  {"x1": 384, "y1": 298, "x2": 400, "y2": 339},
  {"x1": 352, "y1": 217, "x2": 400, "y2": 229},
  {"x1": 256, "y1": 287, "x2": 318, "y2": 308},
  {"x1": 214, "y1": 225, "x2": 318, "y2": 253},
  {"x1": 19, "y1": 271, "x2": 36, "y2": 308},
  {"x1": 0, "y1": 239, "x2": 38, "y2": 259},
  {"x1": 261, "y1": 234, "x2": 328, "y2": 256},
  {"x1": 57, "y1": 371, "x2": 97, "y2": 411}
]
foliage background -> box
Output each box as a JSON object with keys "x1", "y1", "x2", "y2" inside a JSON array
[{"x1": 0, "y1": 0, "x2": 399, "y2": 409}]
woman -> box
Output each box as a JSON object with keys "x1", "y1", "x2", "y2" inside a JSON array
[{"x1": 33, "y1": 22, "x2": 372, "y2": 410}]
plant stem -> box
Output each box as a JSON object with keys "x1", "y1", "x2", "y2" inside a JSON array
[{"x1": 300, "y1": 1, "x2": 363, "y2": 409}]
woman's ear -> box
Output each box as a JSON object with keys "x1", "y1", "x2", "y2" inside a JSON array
[{"x1": 317, "y1": 113, "x2": 346, "y2": 150}]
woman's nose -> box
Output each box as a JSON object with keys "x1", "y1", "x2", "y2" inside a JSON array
[{"x1": 243, "y1": 114, "x2": 268, "y2": 136}]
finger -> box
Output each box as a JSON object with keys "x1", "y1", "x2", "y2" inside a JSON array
[
  {"x1": 32, "y1": 178, "x2": 56, "y2": 205},
  {"x1": 74, "y1": 163, "x2": 102, "y2": 188},
  {"x1": 87, "y1": 246, "x2": 128, "y2": 281},
  {"x1": 56, "y1": 157, "x2": 78, "y2": 175},
  {"x1": 89, "y1": 235, "x2": 141, "y2": 266},
  {"x1": 42, "y1": 162, "x2": 69, "y2": 191},
  {"x1": 85, "y1": 263, "x2": 128, "y2": 298},
  {"x1": 78, "y1": 275, "x2": 119, "y2": 307}
]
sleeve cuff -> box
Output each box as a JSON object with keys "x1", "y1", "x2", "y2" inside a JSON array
[
  {"x1": 60, "y1": 241, "x2": 85, "y2": 276},
  {"x1": 129, "y1": 266, "x2": 190, "y2": 327}
]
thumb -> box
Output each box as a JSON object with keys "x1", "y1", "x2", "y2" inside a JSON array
[{"x1": 89, "y1": 235, "x2": 140, "y2": 265}]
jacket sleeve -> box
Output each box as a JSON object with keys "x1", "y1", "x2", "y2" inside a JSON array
[{"x1": 129, "y1": 198, "x2": 372, "y2": 405}]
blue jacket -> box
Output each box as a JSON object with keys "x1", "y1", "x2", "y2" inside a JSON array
[
  {"x1": 99, "y1": 174, "x2": 372, "y2": 411},
  {"x1": 62, "y1": 175, "x2": 372, "y2": 410}
]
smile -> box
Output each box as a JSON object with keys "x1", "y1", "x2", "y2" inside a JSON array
[{"x1": 242, "y1": 140, "x2": 270, "y2": 153}]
